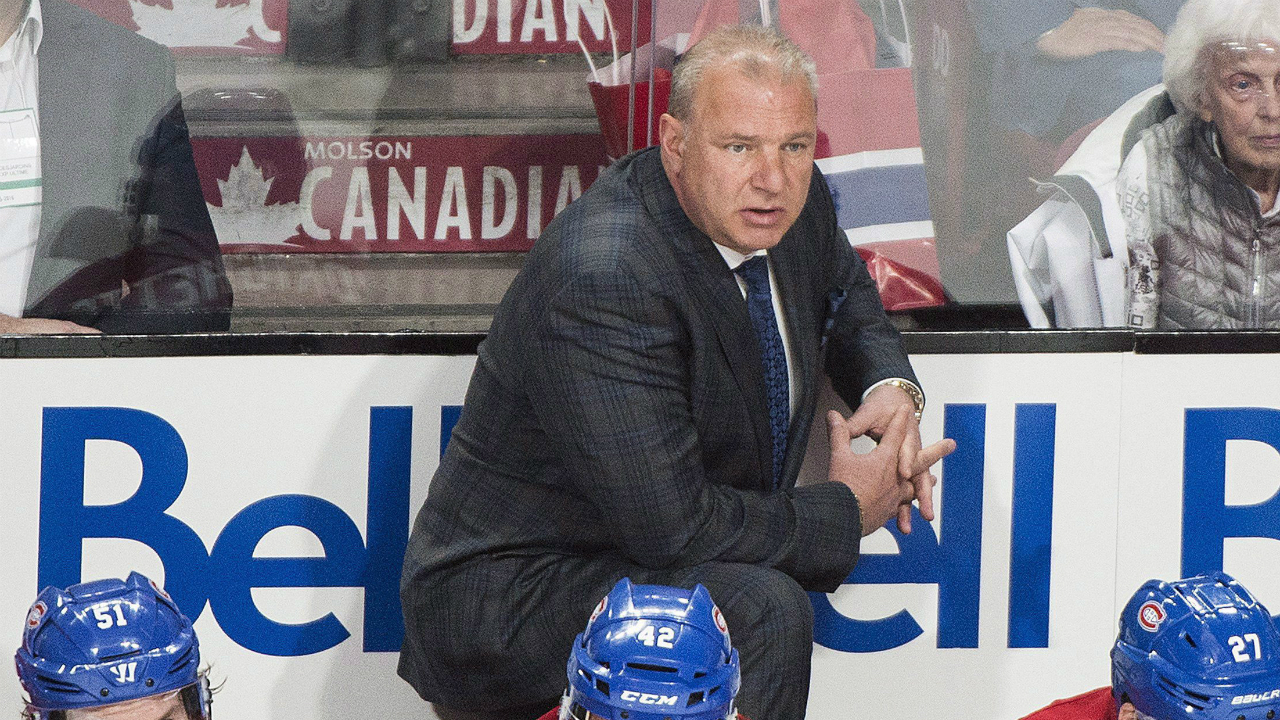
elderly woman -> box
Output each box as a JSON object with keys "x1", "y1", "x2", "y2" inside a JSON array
[{"x1": 1123, "y1": 0, "x2": 1280, "y2": 328}]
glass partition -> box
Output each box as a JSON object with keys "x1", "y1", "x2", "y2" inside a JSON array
[{"x1": 10, "y1": 0, "x2": 1196, "y2": 332}]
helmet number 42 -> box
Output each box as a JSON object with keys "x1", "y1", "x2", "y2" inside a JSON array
[
  {"x1": 1230, "y1": 633, "x2": 1263, "y2": 662},
  {"x1": 92, "y1": 603, "x2": 128, "y2": 630},
  {"x1": 636, "y1": 624, "x2": 675, "y2": 649}
]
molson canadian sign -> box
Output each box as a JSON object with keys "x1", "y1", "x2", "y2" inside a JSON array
[
  {"x1": 192, "y1": 134, "x2": 609, "y2": 252},
  {"x1": 451, "y1": 0, "x2": 651, "y2": 54}
]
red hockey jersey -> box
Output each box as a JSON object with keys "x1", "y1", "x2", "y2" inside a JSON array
[{"x1": 1020, "y1": 687, "x2": 1117, "y2": 720}]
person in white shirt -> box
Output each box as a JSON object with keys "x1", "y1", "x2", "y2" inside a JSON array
[{"x1": 0, "y1": 0, "x2": 230, "y2": 334}]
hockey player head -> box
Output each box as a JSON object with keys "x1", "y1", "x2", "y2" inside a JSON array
[
  {"x1": 15, "y1": 572, "x2": 210, "y2": 720},
  {"x1": 561, "y1": 578, "x2": 740, "y2": 720},
  {"x1": 1112, "y1": 572, "x2": 1280, "y2": 720}
]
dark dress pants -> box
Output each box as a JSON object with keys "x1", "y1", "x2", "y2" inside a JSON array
[{"x1": 409, "y1": 558, "x2": 817, "y2": 720}]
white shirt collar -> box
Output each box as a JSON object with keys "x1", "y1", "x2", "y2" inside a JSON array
[
  {"x1": 0, "y1": 0, "x2": 43, "y2": 63},
  {"x1": 711, "y1": 242, "x2": 767, "y2": 271}
]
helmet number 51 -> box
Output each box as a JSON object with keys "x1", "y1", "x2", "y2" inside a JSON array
[{"x1": 92, "y1": 603, "x2": 128, "y2": 630}]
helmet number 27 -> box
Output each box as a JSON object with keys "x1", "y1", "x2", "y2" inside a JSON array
[
  {"x1": 636, "y1": 624, "x2": 675, "y2": 649},
  {"x1": 92, "y1": 603, "x2": 129, "y2": 630},
  {"x1": 1229, "y1": 633, "x2": 1263, "y2": 662}
]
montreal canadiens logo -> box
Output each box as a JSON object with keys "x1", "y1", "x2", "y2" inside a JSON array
[
  {"x1": 1138, "y1": 601, "x2": 1167, "y2": 632},
  {"x1": 713, "y1": 606, "x2": 729, "y2": 637},
  {"x1": 26, "y1": 601, "x2": 46, "y2": 629},
  {"x1": 149, "y1": 579, "x2": 171, "y2": 601},
  {"x1": 589, "y1": 597, "x2": 607, "y2": 625}
]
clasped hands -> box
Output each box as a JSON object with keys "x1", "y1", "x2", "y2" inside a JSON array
[{"x1": 827, "y1": 384, "x2": 956, "y2": 537}]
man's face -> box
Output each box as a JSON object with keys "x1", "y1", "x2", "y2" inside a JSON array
[
  {"x1": 660, "y1": 62, "x2": 817, "y2": 254},
  {"x1": 65, "y1": 691, "x2": 191, "y2": 720},
  {"x1": 1201, "y1": 43, "x2": 1280, "y2": 183}
]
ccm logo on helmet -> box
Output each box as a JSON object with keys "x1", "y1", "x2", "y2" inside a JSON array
[
  {"x1": 1232, "y1": 690, "x2": 1280, "y2": 705},
  {"x1": 1138, "y1": 601, "x2": 1166, "y2": 632},
  {"x1": 619, "y1": 691, "x2": 678, "y2": 706}
]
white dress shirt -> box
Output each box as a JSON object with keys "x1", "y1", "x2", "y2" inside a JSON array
[{"x1": 0, "y1": 0, "x2": 42, "y2": 317}]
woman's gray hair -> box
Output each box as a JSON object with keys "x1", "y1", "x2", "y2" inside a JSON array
[
  {"x1": 1164, "y1": 0, "x2": 1280, "y2": 114},
  {"x1": 668, "y1": 24, "x2": 818, "y2": 122}
]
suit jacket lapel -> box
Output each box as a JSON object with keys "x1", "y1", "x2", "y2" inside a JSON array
[
  {"x1": 633, "y1": 152, "x2": 775, "y2": 490},
  {"x1": 686, "y1": 241, "x2": 776, "y2": 491}
]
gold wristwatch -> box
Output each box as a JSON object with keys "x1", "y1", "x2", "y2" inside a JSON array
[{"x1": 885, "y1": 379, "x2": 925, "y2": 421}]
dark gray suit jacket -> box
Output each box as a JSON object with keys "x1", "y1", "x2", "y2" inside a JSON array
[
  {"x1": 25, "y1": 0, "x2": 231, "y2": 332},
  {"x1": 399, "y1": 147, "x2": 919, "y2": 708}
]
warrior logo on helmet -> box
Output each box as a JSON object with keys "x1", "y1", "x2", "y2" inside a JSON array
[{"x1": 1138, "y1": 600, "x2": 1167, "y2": 632}]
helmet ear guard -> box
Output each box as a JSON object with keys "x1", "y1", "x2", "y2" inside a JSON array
[
  {"x1": 1112, "y1": 572, "x2": 1280, "y2": 720},
  {"x1": 565, "y1": 578, "x2": 740, "y2": 720}
]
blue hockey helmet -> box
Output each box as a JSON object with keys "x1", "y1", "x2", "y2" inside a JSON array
[
  {"x1": 15, "y1": 572, "x2": 206, "y2": 718},
  {"x1": 564, "y1": 578, "x2": 740, "y2": 720},
  {"x1": 1112, "y1": 572, "x2": 1280, "y2": 720}
]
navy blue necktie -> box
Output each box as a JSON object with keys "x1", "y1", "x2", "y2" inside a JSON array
[{"x1": 734, "y1": 255, "x2": 789, "y2": 490}]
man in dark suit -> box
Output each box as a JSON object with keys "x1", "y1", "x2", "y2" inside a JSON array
[
  {"x1": 399, "y1": 25, "x2": 953, "y2": 720},
  {"x1": 970, "y1": 0, "x2": 1182, "y2": 142},
  {"x1": 0, "y1": 0, "x2": 231, "y2": 334}
]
